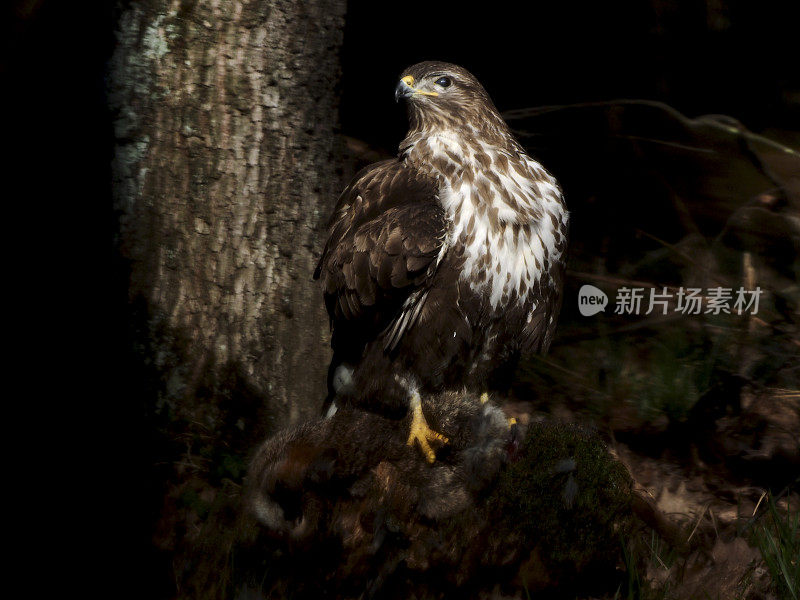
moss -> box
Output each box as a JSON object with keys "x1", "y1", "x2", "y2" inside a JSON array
[
  {"x1": 488, "y1": 422, "x2": 634, "y2": 584},
  {"x1": 180, "y1": 488, "x2": 211, "y2": 520},
  {"x1": 211, "y1": 451, "x2": 246, "y2": 484}
]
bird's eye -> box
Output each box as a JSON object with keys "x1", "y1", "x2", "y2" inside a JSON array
[{"x1": 435, "y1": 77, "x2": 452, "y2": 88}]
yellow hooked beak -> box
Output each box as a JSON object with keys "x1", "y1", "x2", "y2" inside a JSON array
[{"x1": 395, "y1": 75, "x2": 439, "y2": 102}]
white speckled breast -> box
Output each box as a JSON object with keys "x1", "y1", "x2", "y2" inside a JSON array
[{"x1": 426, "y1": 134, "x2": 568, "y2": 310}]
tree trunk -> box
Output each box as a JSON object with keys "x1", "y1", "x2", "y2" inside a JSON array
[
  {"x1": 110, "y1": 3, "x2": 346, "y2": 596},
  {"x1": 111, "y1": 0, "x2": 345, "y2": 429}
]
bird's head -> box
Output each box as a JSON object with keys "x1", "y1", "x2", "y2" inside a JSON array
[{"x1": 395, "y1": 61, "x2": 507, "y2": 138}]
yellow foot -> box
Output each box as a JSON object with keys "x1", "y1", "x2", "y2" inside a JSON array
[
  {"x1": 480, "y1": 392, "x2": 489, "y2": 404},
  {"x1": 407, "y1": 393, "x2": 448, "y2": 463}
]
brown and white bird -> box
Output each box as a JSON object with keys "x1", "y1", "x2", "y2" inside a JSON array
[{"x1": 314, "y1": 61, "x2": 568, "y2": 462}]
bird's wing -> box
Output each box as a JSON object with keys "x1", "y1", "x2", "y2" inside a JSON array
[
  {"x1": 522, "y1": 258, "x2": 566, "y2": 355},
  {"x1": 521, "y1": 206, "x2": 568, "y2": 355},
  {"x1": 314, "y1": 159, "x2": 446, "y2": 352}
]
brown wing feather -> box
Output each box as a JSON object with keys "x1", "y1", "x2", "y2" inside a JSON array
[
  {"x1": 315, "y1": 160, "x2": 445, "y2": 351},
  {"x1": 521, "y1": 231, "x2": 567, "y2": 355}
]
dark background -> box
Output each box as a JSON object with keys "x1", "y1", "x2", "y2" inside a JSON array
[
  {"x1": 339, "y1": 0, "x2": 799, "y2": 153},
  {"x1": 6, "y1": 0, "x2": 799, "y2": 181}
]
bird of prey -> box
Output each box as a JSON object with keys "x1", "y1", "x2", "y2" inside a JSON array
[{"x1": 314, "y1": 61, "x2": 568, "y2": 462}]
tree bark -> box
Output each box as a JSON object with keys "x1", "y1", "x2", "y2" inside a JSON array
[{"x1": 111, "y1": 0, "x2": 346, "y2": 429}]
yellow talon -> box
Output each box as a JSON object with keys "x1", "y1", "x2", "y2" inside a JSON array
[
  {"x1": 407, "y1": 393, "x2": 448, "y2": 463},
  {"x1": 480, "y1": 392, "x2": 489, "y2": 404}
]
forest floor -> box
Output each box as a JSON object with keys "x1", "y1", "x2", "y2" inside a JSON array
[
  {"x1": 503, "y1": 389, "x2": 798, "y2": 599},
  {"x1": 508, "y1": 305, "x2": 799, "y2": 599}
]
